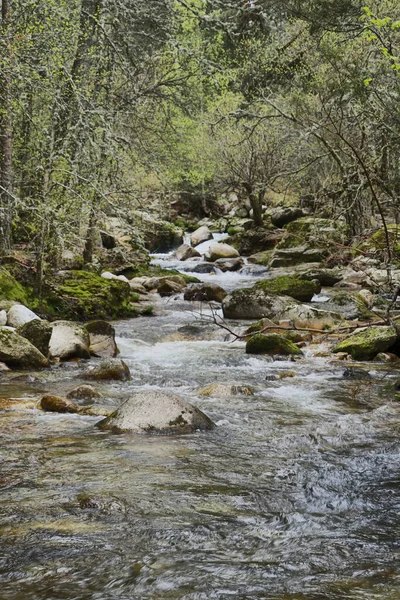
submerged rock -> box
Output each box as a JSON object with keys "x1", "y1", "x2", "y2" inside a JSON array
[
  {"x1": 184, "y1": 283, "x2": 227, "y2": 303},
  {"x1": 49, "y1": 321, "x2": 90, "y2": 361},
  {"x1": 0, "y1": 327, "x2": 49, "y2": 369},
  {"x1": 222, "y1": 288, "x2": 297, "y2": 320},
  {"x1": 83, "y1": 358, "x2": 131, "y2": 381},
  {"x1": 332, "y1": 326, "x2": 397, "y2": 360},
  {"x1": 254, "y1": 275, "x2": 320, "y2": 302},
  {"x1": 40, "y1": 395, "x2": 79, "y2": 414},
  {"x1": 246, "y1": 333, "x2": 303, "y2": 356},
  {"x1": 85, "y1": 320, "x2": 118, "y2": 358},
  {"x1": 66, "y1": 384, "x2": 102, "y2": 400},
  {"x1": 97, "y1": 390, "x2": 215, "y2": 434},
  {"x1": 17, "y1": 319, "x2": 52, "y2": 357},
  {"x1": 197, "y1": 383, "x2": 254, "y2": 397}
]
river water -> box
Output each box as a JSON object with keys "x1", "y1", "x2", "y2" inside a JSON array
[{"x1": 1, "y1": 251, "x2": 400, "y2": 600}]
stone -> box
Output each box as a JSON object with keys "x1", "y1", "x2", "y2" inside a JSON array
[
  {"x1": 83, "y1": 358, "x2": 131, "y2": 381},
  {"x1": 319, "y1": 292, "x2": 373, "y2": 321},
  {"x1": 214, "y1": 257, "x2": 244, "y2": 272},
  {"x1": 17, "y1": 319, "x2": 52, "y2": 357},
  {"x1": 270, "y1": 247, "x2": 325, "y2": 268},
  {"x1": 183, "y1": 283, "x2": 227, "y2": 303},
  {"x1": 254, "y1": 275, "x2": 321, "y2": 302},
  {"x1": 234, "y1": 228, "x2": 284, "y2": 256},
  {"x1": 66, "y1": 384, "x2": 102, "y2": 400},
  {"x1": 280, "y1": 304, "x2": 343, "y2": 330},
  {"x1": 157, "y1": 276, "x2": 187, "y2": 296},
  {"x1": 342, "y1": 367, "x2": 372, "y2": 380},
  {"x1": 49, "y1": 321, "x2": 90, "y2": 361},
  {"x1": 0, "y1": 310, "x2": 6, "y2": 326},
  {"x1": 197, "y1": 383, "x2": 254, "y2": 397},
  {"x1": 271, "y1": 207, "x2": 305, "y2": 228},
  {"x1": 299, "y1": 268, "x2": 344, "y2": 287},
  {"x1": 191, "y1": 263, "x2": 216, "y2": 274},
  {"x1": 84, "y1": 320, "x2": 118, "y2": 358},
  {"x1": 7, "y1": 304, "x2": 40, "y2": 328},
  {"x1": 40, "y1": 395, "x2": 79, "y2": 413},
  {"x1": 246, "y1": 334, "x2": 303, "y2": 356},
  {"x1": 96, "y1": 390, "x2": 214, "y2": 434},
  {"x1": 222, "y1": 288, "x2": 297, "y2": 320},
  {"x1": 191, "y1": 226, "x2": 213, "y2": 247},
  {"x1": 0, "y1": 327, "x2": 49, "y2": 369},
  {"x1": 332, "y1": 326, "x2": 397, "y2": 360},
  {"x1": 101, "y1": 271, "x2": 116, "y2": 280},
  {"x1": 174, "y1": 244, "x2": 201, "y2": 261},
  {"x1": 206, "y1": 242, "x2": 240, "y2": 262}
]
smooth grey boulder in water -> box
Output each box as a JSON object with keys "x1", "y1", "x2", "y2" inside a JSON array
[{"x1": 97, "y1": 390, "x2": 215, "y2": 434}]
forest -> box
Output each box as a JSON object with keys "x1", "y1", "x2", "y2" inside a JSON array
[{"x1": 1, "y1": 2, "x2": 400, "y2": 599}]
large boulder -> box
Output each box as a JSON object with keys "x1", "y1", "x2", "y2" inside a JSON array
[
  {"x1": 17, "y1": 319, "x2": 52, "y2": 356},
  {"x1": 206, "y1": 243, "x2": 240, "y2": 262},
  {"x1": 270, "y1": 246, "x2": 325, "y2": 268},
  {"x1": 157, "y1": 276, "x2": 187, "y2": 296},
  {"x1": 332, "y1": 326, "x2": 397, "y2": 360},
  {"x1": 318, "y1": 292, "x2": 373, "y2": 320},
  {"x1": 184, "y1": 283, "x2": 227, "y2": 303},
  {"x1": 0, "y1": 327, "x2": 49, "y2": 369},
  {"x1": 83, "y1": 358, "x2": 131, "y2": 381},
  {"x1": 96, "y1": 390, "x2": 214, "y2": 434},
  {"x1": 7, "y1": 304, "x2": 40, "y2": 328},
  {"x1": 49, "y1": 321, "x2": 90, "y2": 361},
  {"x1": 174, "y1": 244, "x2": 201, "y2": 261},
  {"x1": 234, "y1": 228, "x2": 284, "y2": 256},
  {"x1": 191, "y1": 226, "x2": 213, "y2": 247},
  {"x1": 299, "y1": 268, "x2": 344, "y2": 287},
  {"x1": 84, "y1": 321, "x2": 118, "y2": 358},
  {"x1": 222, "y1": 288, "x2": 297, "y2": 320},
  {"x1": 271, "y1": 208, "x2": 305, "y2": 229},
  {"x1": 281, "y1": 305, "x2": 343, "y2": 330},
  {"x1": 254, "y1": 276, "x2": 321, "y2": 302},
  {"x1": 246, "y1": 333, "x2": 303, "y2": 356}
]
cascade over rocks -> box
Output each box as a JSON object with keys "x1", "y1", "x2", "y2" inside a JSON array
[
  {"x1": 49, "y1": 321, "x2": 90, "y2": 361},
  {"x1": 222, "y1": 288, "x2": 298, "y2": 320},
  {"x1": 184, "y1": 283, "x2": 227, "y2": 303},
  {"x1": 84, "y1": 321, "x2": 118, "y2": 358},
  {"x1": 83, "y1": 358, "x2": 131, "y2": 381},
  {"x1": 97, "y1": 390, "x2": 215, "y2": 434},
  {"x1": 0, "y1": 327, "x2": 50, "y2": 369},
  {"x1": 17, "y1": 319, "x2": 52, "y2": 357}
]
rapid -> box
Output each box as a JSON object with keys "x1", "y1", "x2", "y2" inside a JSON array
[{"x1": 1, "y1": 240, "x2": 400, "y2": 600}]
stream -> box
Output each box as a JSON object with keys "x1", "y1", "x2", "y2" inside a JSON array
[{"x1": 1, "y1": 248, "x2": 400, "y2": 600}]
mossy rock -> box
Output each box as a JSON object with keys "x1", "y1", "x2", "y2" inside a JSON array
[
  {"x1": 332, "y1": 326, "x2": 397, "y2": 360},
  {"x1": 0, "y1": 268, "x2": 28, "y2": 304},
  {"x1": 246, "y1": 333, "x2": 303, "y2": 356},
  {"x1": 247, "y1": 250, "x2": 274, "y2": 266},
  {"x1": 357, "y1": 225, "x2": 400, "y2": 254},
  {"x1": 255, "y1": 275, "x2": 320, "y2": 302},
  {"x1": 321, "y1": 292, "x2": 375, "y2": 321},
  {"x1": 43, "y1": 271, "x2": 138, "y2": 320}
]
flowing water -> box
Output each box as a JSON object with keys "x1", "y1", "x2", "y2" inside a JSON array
[{"x1": 1, "y1": 254, "x2": 400, "y2": 600}]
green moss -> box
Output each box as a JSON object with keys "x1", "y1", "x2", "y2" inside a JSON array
[
  {"x1": 248, "y1": 250, "x2": 274, "y2": 265},
  {"x1": 42, "y1": 270, "x2": 138, "y2": 321},
  {"x1": 246, "y1": 333, "x2": 303, "y2": 356},
  {"x1": 332, "y1": 326, "x2": 397, "y2": 360},
  {"x1": 255, "y1": 275, "x2": 320, "y2": 302},
  {"x1": 0, "y1": 268, "x2": 28, "y2": 304}
]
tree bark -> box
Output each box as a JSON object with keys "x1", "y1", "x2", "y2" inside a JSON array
[{"x1": 0, "y1": 0, "x2": 13, "y2": 255}]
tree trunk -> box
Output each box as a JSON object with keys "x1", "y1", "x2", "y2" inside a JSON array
[
  {"x1": 0, "y1": 0, "x2": 13, "y2": 255},
  {"x1": 249, "y1": 190, "x2": 264, "y2": 227},
  {"x1": 83, "y1": 199, "x2": 98, "y2": 264}
]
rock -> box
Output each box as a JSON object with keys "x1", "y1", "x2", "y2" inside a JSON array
[
  {"x1": 191, "y1": 263, "x2": 216, "y2": 274},
  {"x1": 129, "y1": 281, "x2": 147, "y2": 294},
  {"x1": 244, "y1": 318, "x2": 312, "y2": 343},
  {"x1": 270, "y1": 247, "x2": 325, "y2": 268},
  {"x1": 197, "y1": 383, "x2": 254, "y2": 397},
  {"x1": 47, "y1": 270, "x2": 136, "y2": 320},
  {"x1": 319, "y1": 292, "x2": 373, "y2": 320},
  {"x1": 40, "y1": 395, "x2": 80, "y2": 414},
  {"x1": 49, "y1": 321, "x2": 90, "y2": 361},
  {"x1": 247, "y1": 250, "x2": 274, "y2": 266},
  {"x1": 191, "y1": 226, "x2": 213, "y2": 247},
  {"x1": 84, "y1": 321, "x2": 118, "y2": 358},
  {"x1": 231, "y1": 228, "x2": 284, "y2": 256},
  {"x1": 0, "y1": 310, "x2": 6, "y2": 326},
  {"x1": 246, "y1": 334, "x2": 303, "y2": 356},
  {"x1": 206, "y1": 242, "x2": 240, "y2": 262},
  {"x1": 17, "y1": 319, "x2": 52, "y2": 357},
  {"x1": 184, "y1": 283, "x2": 227, "y2": 303},
  {"x1": 0, "y1": 327, "x2": 49, "y2": 369},
  {"x1": 299, "y1": 268, "x2": 344, "y2": 287},
  {"x1": 214, "y1": 257, "x2": 244, "y2": 272},
  {"x1": 0, "y1": 268, "x2": 28, "y2": 304},
  {"x1": 174, "y1": 244, "x2": 201, "y2": 261},
  {"x1": 101, "y1": 271, "x2": 116, "y2": 280},
  {"x1": 332, "y1": 326, "x2": 397, "y2": 360},
  {"x1": 157, "y1": 276, "x2": 187, "y2": 296},
  {"x1": 342, "y1": 367, "x2": 372, "y2": 380},
  {"x1": 96, "y1": 390, "x2": 214, "y2": 434},
  {"x1": 6, "y1": 304, "x2": 39, "y2": 328},
  {"x1": 83, "y1": 358, "x2": 131, "y2": 381},
  {"x1": 0, "y1": 362, "x2": 10, "y2": 371},
  {"x1": 254, "y1": 275, "x2": 321, "y2": 302},
  {"x1": 280, "y1": 304, "x2": 343, "y2": 330},
  {"x1": 373, "y1": 352, "x2": 398, "y2": 363},
  {"x1": 61, "y1": 250, "x2": 84, "y2": 270},
  {"x1": 271, "y1": 207, "x2": 305, "y2": 228},
  {"x1": 66, "y1": 384, "x2": 102, "y2": 400},
  {"x1": 222, "y1": 288, "x2": 297, "y2": 320}
]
